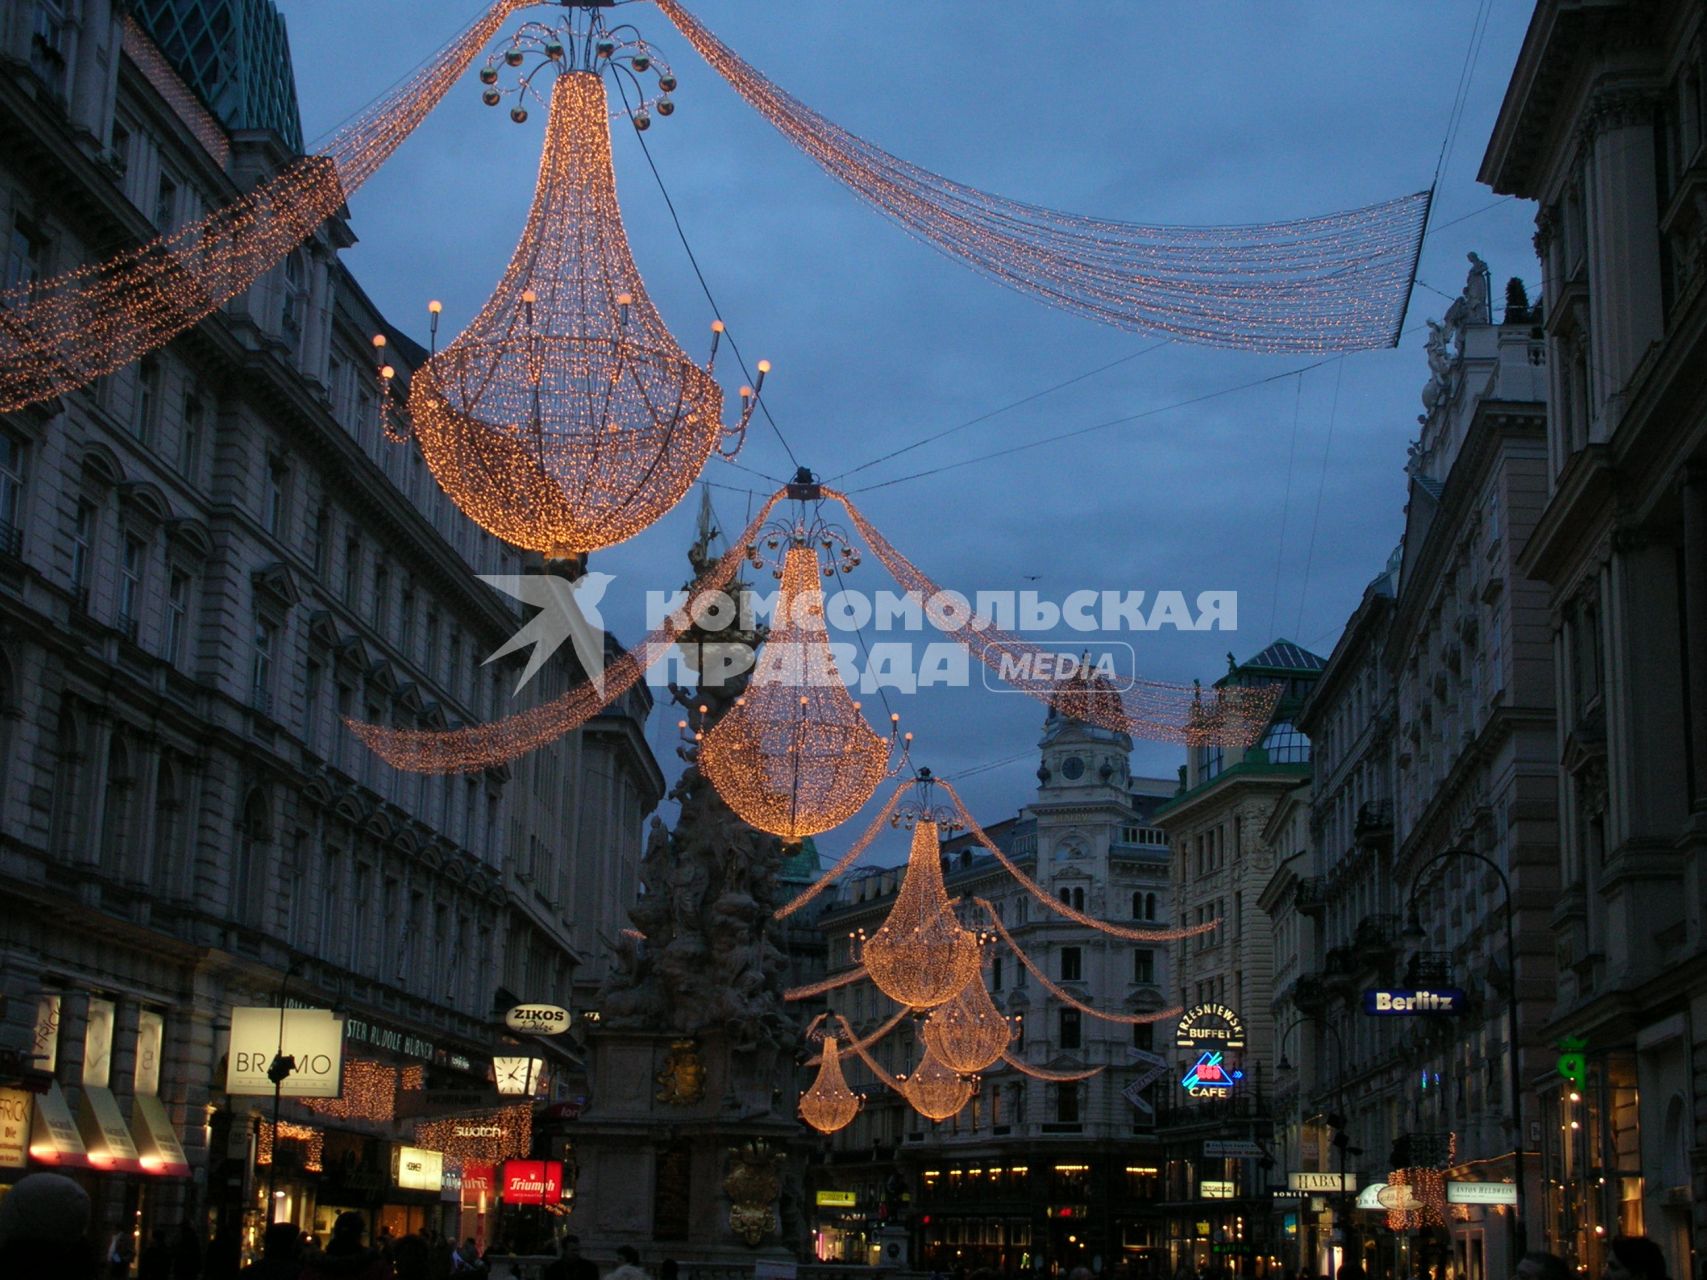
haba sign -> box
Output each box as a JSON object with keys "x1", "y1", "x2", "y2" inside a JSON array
[
  {"x1": 503, "y1": 1005, "x2": 571, "y2": 1036},
  {"x1": 1288, "y1": 1171, "x2": 1357, "y2": 1193},
  {"x1": 1176, "y1": 1003, "x2": 1245, "y2": 1050},
  {"x1": 501, "y1": 1159, "x2": 564, "y2": 1205},
  {"x1": 1363, "y1": 989, "x2": 1467, "y2": 1016},
  {"x1": 226, "y1": 1007, "x2": 344, "y2": 1098},
  {"x1": 1182, "y1": 1050, "x2": 1244, "y2": 1098}
]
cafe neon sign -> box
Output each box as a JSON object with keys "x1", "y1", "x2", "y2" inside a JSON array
[{"x1": 1182, "y1": 1050, "x2": 1244, "y2": 1098}]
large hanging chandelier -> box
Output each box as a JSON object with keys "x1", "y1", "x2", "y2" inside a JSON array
[
  {"x1": 797, "y1": 1035, "x2": 863, "y2": 1135},
  {"x1": 699, "y1": 515, "x2": 903, "y2": 838},
  {"x1": 922, "y1": 967, "x2": 1012, "y2": 1076},
  {"x1": 898, "y1": 1047, "x2": 975, "y2": 1123},
  {"x1": 856, "y1": 795, "x2": 983, "y2": 1011},
  {"x1": 407, "y1": 17, "x2": 766, "y2": 557}
]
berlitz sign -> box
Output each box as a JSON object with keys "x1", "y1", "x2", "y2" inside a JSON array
[
  {"x1": 503, "y1": 1005, "x2": 571, "y2": 1036},
  {"x1": 1363, "y1": 989, "x2": 1466, "y2": 1015}
]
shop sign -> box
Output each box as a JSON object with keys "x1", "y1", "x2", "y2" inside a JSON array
[
  {"x1": 816, "y1": 1190, "x2": 858, "y2": 1207},
  {"x1": 395, "y1": 1145, "x2": 444, "y2": 1192},
  {"x1": 340, "y1": 1014, "x2": 436, "y2": 1063},
  {"x1": 1288, "y1": 1171, "x2": 1356, "y2": 1192},
  {"x1": 1557, "y1": 1036, "x2": 1587, "y2": 1089},
  {"x1": 134, "y1": 1012, "x2": 164, "y2": 1096},
  {"x1": 462, "y1": 1161, "x2": 496, "y2": 1206},
  {"x1": 1376, "y1": 1185, "x2": 1420, "y2": 1211},
  {"x1": 1446, "y1": 1181, "x2": 1517, "y2": 1206},
  {"x1": 1355, "y1": 1183, "x2": 1389, "y2": 1210},
  {"x1": 1181, "y1": 1050, "x2": 1244, "y2": 1097},
  {"x1": 29, "y1": 1082, "x2": 88, "y2": 1166},
  {"x1": 226, "y1": 1008, "x2": 344, "y2": 1098},
  {"x1": 1200, "y1": 1181, "x2": 1235, "y2": 1199},
  {"x1": 502, "y1": 1159, "x2": 563, "y2": 1205},
  {"x1": 503, "y1": 1005, "x2": 571, "y2": 1036},
  {"x1": 33, "y1": 995, "x2": 60, "y2": 1073},
  {"x1": 83, "y1": 999, "x2": 116, "y2": 1089},
  {"x1": 0, "y1": 1086, "x2": 31, "y2": 1168},
  {"x1": 1175, "y1": 1003, "x2": 1246, "y2": 1050},
  {"x1": 1203, "y1": 1140, "x2": 1263, "y2": 1158},
  {"x1": 131, "y1": 1094, "x2": 190, "y2": 1177},
  {"x1": 1045, "y1": 1205, "x2": 1089, "y2": 1219},
  {"x1": 1362, "y1": 989, "x2": 1466, "y2": 1016}
]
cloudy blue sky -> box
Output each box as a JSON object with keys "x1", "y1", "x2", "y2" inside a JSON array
[{"x1": 282, "y1": 1, "x2": 1539, "y2": 862}]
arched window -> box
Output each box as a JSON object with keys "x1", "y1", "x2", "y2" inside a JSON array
[
  {"x1": 232, "y1": 789, "x2": 271, "y2": 931},
  {"x1": 1071, "y1": 886, "x2": 1085, "y2": 912},
  {"x1": 99, "y1": 735, "x2": 134, "y2": 880}
]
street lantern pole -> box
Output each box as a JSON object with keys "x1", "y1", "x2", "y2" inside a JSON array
[
  {"x1": 1278, "y1": 1015, "x2": 1353, "y2": 1275},
  {"x1": 266, "y1": 959, "x2": 301, "y2": 1224},
  {"x1": 1404, "y1": 848, "x2": 1527, "y2": 1259}
]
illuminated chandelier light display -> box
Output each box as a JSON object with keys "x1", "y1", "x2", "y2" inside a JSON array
[
  {"x1": 856, "y1": 817, "x2": 984, "y2": 1012},
  {"x1": 409, "y1": 20, "x2": 765, "y2": 558},
  {"x1": 0, "y1": 0, "x2": 532, "y2": 413},
  {"x1": 351, "y1": 489, "x2": 784, "y2": 773},
  {"x1": 898, "y1": 1046, "x2": 975, "y2": 1123},
  {"x1": 797, "y1": 1034, "x2": 863, "y2": 1135},
  {"x1": 922, "y1": 966, "x2": 1010, "y2": 1075},
  {"x1": 698, "y1": 532, "x2": 903, "y2": 839},
  {"x1": 654, "y1": 0, "x2": 1431, "y2": 353}
]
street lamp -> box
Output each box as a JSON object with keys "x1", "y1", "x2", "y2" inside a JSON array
[
  {"x1": 1277, "y1": 1015, "x2": 1357, "y2": 1274},
  {"x1": 1403, "y1": 847, "x2": 1527, "y2": 1256},
  {"x1": 267, "y1": 958, "x2": 302, "y2": 1225}
]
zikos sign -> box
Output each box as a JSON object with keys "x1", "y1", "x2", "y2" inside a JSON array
[{"x1": 503, "y1": 1005, "x2": 571, "y2": 1036}]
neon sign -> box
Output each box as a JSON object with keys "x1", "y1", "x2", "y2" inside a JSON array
[{"x1": 1181, "y1": 1051, "x2": 1244, "y2": 1098}]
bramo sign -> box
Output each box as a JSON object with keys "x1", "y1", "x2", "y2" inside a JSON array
[
  {"x1": 504, "y1": 1005, "x2": 571, "y2": 1036},
  {"x1": 226, "y1": 1007, "x2": 344, "y2": 1098}
]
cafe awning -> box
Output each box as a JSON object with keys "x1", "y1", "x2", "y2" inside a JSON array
[
  {"x1": 76, "y1": 1085, "x2": 143, "y2": 1172},
  {"x1": 29, "y1": 1082, "x2": 90, "y2": 1168},
  {"x1": 131, "y1": 1094, "x2": 190, "y2": 1178}
]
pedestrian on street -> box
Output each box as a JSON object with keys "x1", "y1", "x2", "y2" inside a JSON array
[
  {"x1": 607, "y1": 1245, "x2": 647, "y2": 1280},
  {"x1": 1605, "y1": 1239, "x2": 1669, "y2": 1280},
  {"x1": 110, "y1": 1228, "x2": 137, "y2": 1277},
  {"x1": 141, "y1": 1229, "x2": 175, "y2": 1280},
  {"x1": 0, "y1": 1171, "x2": 99, "y2": 1279},
  {"x1": 173, "y1": 1222, "x2": 204, "y2": 1280},
  {"x1": 426, "y1": 1232, "x2": 453, "y2": 1280},
  {"x1": 391, "y1": 1234, "x2": 431, "y2": 1280},
  {"x1": 1516, "y1": 1254, "x2": 1569, "y2": 1280},
  {"x1": 451, "y1": 1238, "x2": 487, "y2": 1275},
  {"x1": 298, "y1": 1211, "x2": 389, "y2": 1280},
  {"x1": 241, "y1": 1223, "x2": 301, "y2": 1279},
  {"x1": 543, "y1": 1234, "x2": 599, "y2": 1280}
]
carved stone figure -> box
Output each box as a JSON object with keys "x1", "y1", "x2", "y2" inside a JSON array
[
  {"x1": 655, "y1": 1038, "x2": 707, "y2": 1105},
  {"x1": 722, "y1": 1140, "x2": 784, "y2": 1246},
  {"x1": 1463, "y1": 251, "x2": 1492, "y2": 324}
]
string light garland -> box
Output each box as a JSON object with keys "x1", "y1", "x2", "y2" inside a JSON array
[
  {"x1": 898, "y1": 1046, "x2": 975, "y2": 1122},
  {"x1": 301, "y1": 1059, "x2": 397, "y2": 1123},
  {"x1": 832, "y1": 488, "x2": 1281, "y2": 746},
  {"x1": 922, "y1": 967, "x2": 1011, "y2": 1075},
  {"x1": 774, "y1": 785, "x2": 904, "y2": 919},
  {"x1": 976, "y1": 897, "x2": 1186, "y2": 1025},
  {"x1": 858, "y1": 819, "x2": 983, "y2": 1011},
  {"x1": 413, "y1": 1104, "x2": 533, "y2": 1163},
  {"x1": 700, "y1": 543, "x2": 900, "y2": 838},
  {"x1": 804, "y1": 1006, "x2": 912, "y2": 1067},
  {"x1": 994, "y1": 1052, "x2": 1100, "y2": 1084},
  {"x1": 409, "y1": 60, "x2": 765, "y2": 556},
  {"x1": 941, "y1": 779, "x2": 1214, "y2": 941},
  {"x1": 653, "y1": 0, "x2": 1431, "y2": 353},
  {"x1": 784, "y1": 966, "x2": 869, "y2": 1004},
  {"x1": 350, "y1": 490, "x2": 783, "y2": 772},
  {"x1": 0, "y1": 0, "x2": 532, "y2": 413},
  {"x1": 797, "y1": 1035, "x2": 863, "y2": 1135},
  {"x1": 256, "y1": 1121, "x2": 324, "y2": 1173}
]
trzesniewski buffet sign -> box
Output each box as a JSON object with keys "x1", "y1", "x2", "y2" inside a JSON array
[
  {"x1": 1362, "y1": 989, "x2": 1467, "y2": 1016},
  {"x1": 1175, "y1": 1003, "x2": 1246, "y2": 1049}
]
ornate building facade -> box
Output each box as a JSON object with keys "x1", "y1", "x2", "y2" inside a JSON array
[
  {"x1": 808, "y1": 702, "x2": 1177, "y2": 1276},
  {"x1": 0, "y1": 0, "x2": 661, "y2": 1257},
  {"x1": 1481, "y1": 2, "x2": 1707, "y2": 1272}
]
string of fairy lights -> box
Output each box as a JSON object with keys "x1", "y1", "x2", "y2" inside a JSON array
[
  {"x1": 0, "y1": 0, "x2": 532, "y2": 414},
  {"x1": 652, "y1": 0, "x2": 1432, "y2": 353}
]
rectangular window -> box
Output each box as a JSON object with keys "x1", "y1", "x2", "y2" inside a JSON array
[
  {"x1": 179, "y1": 394, "x2": 202, "y2": 479},
  {"x1": 29, "y1": 1, "x2": 71, "y2": 99},
  {"x1": 1132, "y1": 948, "x2": 1154, "y2": 985},
  {"x1": 252, "y1": 619, "x2": 276, "y2": 710},
  {"x1": 3, "y1": 216, "x2": 46, "y2": 295},
  {"x1": 425, "y1": 612, "x2": 440, "y2": 675},
  {"x1": 1132, "y1": 1021, "x2": 1154, "y2": 1052},
  {"x1": 70, "y1": 500, "x2": 94, "y2": 603},
  {"x1": 374, "y1": 566, "x2": 390, "y2": 632},
  {"x1": 343, "y1": 538, "x2": 360, "y2": 604},
  {"x1": 265, "y1": 458, "x2": 288, "y2": 536},
  {"x1": 135, "y1": 359, "x2": 160, "y2": 445},
  {"x1": 1053, "y1": 1083, "x2": 1079, "y2": 1124},
  {"x1": 1060, "y1": 946, "x2": 1082, "y2": 982},
  {"x1": 165, "y1": 570, "x2": 189, "y2": 664},
  {"x1": 154, "y1": 170, "x2": 178, "y2": 232},
  {"x1": 0, "y1": 432, "x2": 25, "y2": 555},
  {"x1": 1059, "y1": 1008, "x2": 1081, "y2": 1050},
  {"x1": 118, "y1": 536, "x2": 144, "y2": 633},
  {"x1": 991, "y1": 956, "x2": 1003, "y2": 992},
  {"x1": 400, "y1": 584, "x2": 416, "y2": 654},
  {"x1": 310, "y1": 503, "x2": 330, "y2": 577}
]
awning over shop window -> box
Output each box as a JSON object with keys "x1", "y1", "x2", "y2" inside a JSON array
[
  {"x1": 131, "y1": 1094, "x2": 190, "y2": 1178},
  {"x1": 76, "y1": 1085, "x2": 142, "y2": 1172},
  {"x1": 29, "y1": 1082, "x2": 90, "y2": 1168}
]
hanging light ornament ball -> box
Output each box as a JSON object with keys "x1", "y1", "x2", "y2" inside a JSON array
[
  {"x1": 410, "y1": 65, "x2": 761, "y2": 557},
  {"x1": 701, "y1": 545, "x2": 897, "y2": 840},
  {"x1": 922, "y1": 966, "x2": 1011, "y2": 1075},
  {"x1": 798, "y1": 1035, "x2": 863, "y2": 1135},
  {"x1": 860, "y1": 820, "x2": 983, "y2": 1011},
  {"x1": 899, "y1": 1046, "x2": 975, "y2": 1122}
]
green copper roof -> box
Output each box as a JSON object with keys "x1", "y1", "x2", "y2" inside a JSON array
[
  {"x1": 778, "y1": 837, "x2": 820, "y2": 885},
  {"x1": 131, "y1": 0, "x2": 304, "y2": 152}
]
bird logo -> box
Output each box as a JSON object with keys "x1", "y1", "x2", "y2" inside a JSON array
[{"x1": 479, "y1": 571, "x2": 614, "y2": 697}]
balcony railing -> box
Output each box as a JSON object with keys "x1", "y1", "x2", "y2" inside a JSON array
[
  {"x1": 1405, "y1": 950, "x2": 1455, "y2": 985},
  {"x1": 1355, "y1": 799, "x2": 1394, "y2": 848},
  {"x1": 0, "y1": 518, "x2": 21, "y2": 559},
  {"x1": 1354, "y1": 912, "x2": 1402, "y2": 952},
  {"x1": 1294, "y1": 876, "x2": 1327, "y2": 915}
]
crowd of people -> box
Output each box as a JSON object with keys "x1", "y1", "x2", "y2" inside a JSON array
[{"x1": 0, "y1": 1173, "x2": 675, "y2": 1280}]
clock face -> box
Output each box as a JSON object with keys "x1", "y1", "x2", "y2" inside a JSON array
[{"x1": 1061, "y1": 756, "x2": 1085, "y2": 780}]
